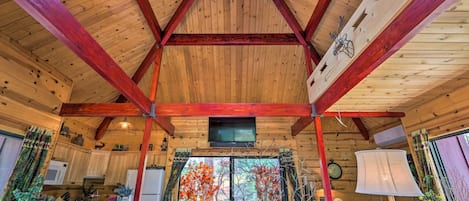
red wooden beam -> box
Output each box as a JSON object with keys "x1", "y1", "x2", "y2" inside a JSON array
[
  {"x1": 304, "y1": 46, "x2": 314, "y2": 75},
  {"x1": 133, "y1": 117, "x2": 152, "y2": 201},
  {"x1": 136, "y1": 0, "x2": 162, "y2": 42},
  {"x1": 61, "y1": 103, "x2": 405, "y2": 117},
  {"x1": 352, "y1": 118, "x2": 369, "y2": 140},
  {"x1": 153, "y1": 116, "x2": 174, "y2": 137},
  {"x1": 148, "y1": 46, "x2": 175, "y2": 136},
  {"x1": 94, "y1": 118, "x2": 114, "y2": 140},
  {"x1": 60, "y1": 103, "x2": 142, "y2": 117},
  {"x1": 95, "y1": 44, "x2": 163, "y2": 140},
  {"x1": 272, "y1": 0, "x2": 307, "y2": 45},
  {"x1": 304, "y1": 0, "x2": 331, "y2": 41},
  {"x1": 166, "y1": 34, "x2": 300, "y2": 45},
  {"x1": 313, "y1": 117, "x2": 333, "y2": 201},
  {"x1": 15, "y1": 0, "x2": 152, "y2": 114},
  {"x1": 149, "y1": 47, "x2": 162, "y2": 102},
  {"x1": 272, "y1": 0, "x2": 321, "y2": 77},
  {"x1": 291, "y1": 111, "x2": 405, "y2": 136},
  {"x1": 156, "y1": 103, "x2": 312, "y2": 117},
  {"x1": 291, "y1": 117, "x2": 314, "y2": 136},
  {"x1": 160, "y1": 0, "x2": 195, "y2": 46},
  {"x1": 307, "y1": 42, "x2": 321, "y2": 65},
  {"x1": 314, "y1": 0, "x2": 456, "y2": 114}
]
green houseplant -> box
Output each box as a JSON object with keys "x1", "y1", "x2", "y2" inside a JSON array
[{"x1": 116, "y1": 185, "x2": 133, "y2": 201}]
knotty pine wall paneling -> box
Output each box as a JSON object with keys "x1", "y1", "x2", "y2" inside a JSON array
[
  {"x1": 154, "y1": 117, "x2": 402, "y2": 201},
  {"x1": 0, "y1": 34, "x2": 73, "y2": 176}
]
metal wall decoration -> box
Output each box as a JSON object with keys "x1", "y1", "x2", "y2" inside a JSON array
[{"x1": 329, "y1": 16, "x2": 354, "y2": 58}]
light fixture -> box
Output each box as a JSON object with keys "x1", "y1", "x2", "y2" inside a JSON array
[
  {"x1": 119, "y1": 117, "x2": 130, "y2": 129},
  {"x1": 355, "y1": 149, "x2": 423, "y2": 201}
]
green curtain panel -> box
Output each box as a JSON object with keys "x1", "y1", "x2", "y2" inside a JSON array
[
  {"x1": 279, "y1": 149, "x2": 301, "y2": 201},
  {"x1": 162, "y1": 148, "x2": 191, "y2": 201},
  {"x1": 2, "y1": 126, "x2": 52, "y2": 201},
  {"x1": 411, "y1": 129, "x2": 445, "y2": 201}
]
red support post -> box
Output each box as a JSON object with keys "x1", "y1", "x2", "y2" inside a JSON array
[
  {"x1": 95, "y1": 44, "x2": 163, "y2": 140},
  {"x1": 133, "y1": 117, "x2": 153, "y2": 201},
  {"x1": 148, "y1": 46, "x2": 175, "y2": 136},
  {"x1": 314, "y1": 116, "x2": 333, "y2": 201},
  {"x1": 149, "y1": 48, "x2": 162, "y2": 102}
]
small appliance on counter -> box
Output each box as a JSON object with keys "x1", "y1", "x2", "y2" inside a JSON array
[{"x1": 44, "y1": 160, "x2": 68, "y2": 185}]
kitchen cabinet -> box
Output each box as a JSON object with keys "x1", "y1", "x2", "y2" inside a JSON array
[
  {"x1": 104, "y1": 151, "x2": 140, "y2": 185},
  {"x1": 52, "y1": 142, "x2": 91, "y2": 185},
  {"x1": 86, "y1": 150, "x2": 111, "y2": 177}
]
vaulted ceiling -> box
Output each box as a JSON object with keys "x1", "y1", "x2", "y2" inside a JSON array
[{"x1": 0, "y1": 0, "x2": 468, "y2": 131}]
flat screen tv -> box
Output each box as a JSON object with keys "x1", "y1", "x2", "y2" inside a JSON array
[{"x1": 208, "y1": 117, "x2": 256, "y2": 147}]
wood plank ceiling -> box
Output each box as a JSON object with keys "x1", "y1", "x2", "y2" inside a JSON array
[{"x1": 0, "y1": 0, "x2": 468, "y2": 129}]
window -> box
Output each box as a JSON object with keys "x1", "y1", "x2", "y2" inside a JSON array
[
  {"x1": 429, "y1": 129, "x2": 469, "y2": 201},
  {"x1": 0, "y1": 130, "x2": 23, "y2": 195},
  {"x1": 178, "y1": 157, "x2": 285, "y2": 201}
]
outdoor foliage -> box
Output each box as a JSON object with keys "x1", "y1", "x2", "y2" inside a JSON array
[
  {"x1": 179, "y1": 162, "x2": 220, "y2": 201},
  {"x1": 178, "y1": 157, "x2": 284, "y2": 201},
  {"x1": 250, "y1": 165, "x2": 281, "y2": 201}
]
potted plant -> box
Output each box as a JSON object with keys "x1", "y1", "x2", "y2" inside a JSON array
[{"x1": 116, "y1": 185, "x2": 133, "y2": 201}]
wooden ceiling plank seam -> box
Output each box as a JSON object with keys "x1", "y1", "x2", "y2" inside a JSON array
[
  {"x1": 15, "y1": 0, "x2": 152, "y2": 114},
  {"x1": 160, "y1": 0, "x2": 196, "y2": 46},
  {"x1": 94, "y1": 43, "x2": 161, "y2": 140},
  {"x1": 352, "y1": 117, "x2": 370, "y2": 140},
  {"x1": 136, "y1": 0, "x2": 162, "y2": 42},
  {"x1": 304, "y1": 0, "x2": 332, "y2": 41},
  {"x1": 314, "y1": 0, "x2": 457, "y2": 114},
  {"x1": 60, "y1": 103, "x2": 405, "y2": 118}
]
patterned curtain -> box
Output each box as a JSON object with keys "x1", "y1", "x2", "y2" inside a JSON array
[
  {"x1": 411, "y1": 129, "x2": 445, "y2": 200},
  {"x1": 279, "y1": 149, "x2": 301, "y2": 201},
  {"x1": 2, "y1": 126, "x2": 52, "y2": 201},
  {"x1": 162, "y1": 148, "x2": 191, "y2": 201}
]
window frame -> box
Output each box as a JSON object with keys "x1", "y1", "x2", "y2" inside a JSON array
[{"x1": 177, "y1": 156, "x2": 288, "y2": 201}]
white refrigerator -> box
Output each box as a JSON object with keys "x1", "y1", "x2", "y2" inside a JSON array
[{"x1": 126, "y1": 169, "x2": 165, "y2": 201}]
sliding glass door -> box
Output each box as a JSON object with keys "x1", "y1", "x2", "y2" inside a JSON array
[
  {"x1": 178, "y1": 157, "x2": 285, "y2": 201},
  {"x1": 0, "y1": 131, "x2": 23, "y2": 196}
]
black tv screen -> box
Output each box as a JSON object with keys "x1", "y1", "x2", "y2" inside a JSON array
[{"x1": 209, "y1": 117, "x2": 256, "y2": 147}]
